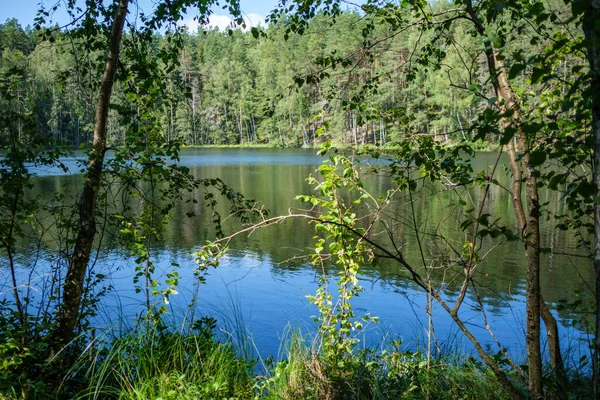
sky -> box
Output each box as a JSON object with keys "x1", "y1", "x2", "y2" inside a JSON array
[{"x1": 1, "y1": 0, "x2": 279, "y2": 31}]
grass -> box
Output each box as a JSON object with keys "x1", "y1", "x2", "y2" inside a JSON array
[
  {"x1": 259, "y1": 332, "x2": 510, "y2": 400},
  {"x1": 67, "y1": 321, "x2": 255, "y2": 400},
  {"x1": 2, "y1": 320, "x2": 592, "y2": 399},
  {"x1": 45, "y1": 323, "x2": 509, "y2": 400}
]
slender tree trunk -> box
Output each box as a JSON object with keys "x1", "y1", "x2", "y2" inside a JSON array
[
  {"x1": 497, "y1": 47, "x2": 544, "y2": 400},
  {"x1": 447, "y1": 307, "x2": 525, "y2": 400},
  {"x1": 464, "y1": 2, "x2": 556, "y2": 397},
  {"x1": 53, "y1": 0, "x2": 129, "y2": 350},
  {"x1": 372, "y1": 120, "x2": 376, "y2": 146},
  {"x1": 302, "y1": 125, "x2": 308, "y2": 147},
  {"x1": 278, "y1": 125, "x2": 284, "y2": 147},
  {"x1": 239, "y1": 106, "x2": 243, "y2": 144},
  {"x1": 496, "y1": 40, "x2": 568, "y2": 400},
  {"x1": 582, "y1": 1, "x2": 600, "y2": 396},
  {"x1": 353, "y1": 113, "x2": 358, "y2": 147},
  {"x1": 541, "y1": 299, "x2": 567, "y2": 397},
  {"x1": 456, "y1": 110, "x2": 466, "y2": 140},
  {"x1": 169, "y1": 103, "x2": 174, "y2": 143},
  {"x1": 3, "y1": 173, "x2": 26, "y2": 328}
]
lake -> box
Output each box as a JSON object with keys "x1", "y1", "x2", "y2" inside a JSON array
[{"x1": 2, "y1": 148, "x2": 594, "y2": 364}]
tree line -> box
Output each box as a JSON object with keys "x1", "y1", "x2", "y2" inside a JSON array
[{"x1": 0, "y1": 0, "x2": 580, "y2": 148}]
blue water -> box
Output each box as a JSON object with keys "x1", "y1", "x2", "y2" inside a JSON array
[{"x1": 1, "y1": 148, "x2": 592, "y2": 366}]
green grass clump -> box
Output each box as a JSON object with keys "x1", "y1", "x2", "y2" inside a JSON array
[
  {"x1": 257, "y1": 334, "x2": 509, "y2": 400},
  {"x1": 63, "y1": 325, "x2": 508, "y2": 400},
  {"x1": 12, "y1": 322, "x2": 588, "y2": 399},
  {"x1": 72, "y1": 322, "x2": 255, "y2": 400}
]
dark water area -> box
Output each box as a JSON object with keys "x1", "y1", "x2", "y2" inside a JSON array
[{"x1": 1, "y1": 148, "x2": 594, "y2": 363}]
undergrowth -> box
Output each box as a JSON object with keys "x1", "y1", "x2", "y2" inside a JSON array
[
  {"x1": 0, "y1": 320, "x2": 592, "y2": 399},
  {"x1": 258, "y1": 334, "x2": 510, "y2": 400},
  {"x1": 69, "y1": 319, "x2": 255, "y2": 400}
]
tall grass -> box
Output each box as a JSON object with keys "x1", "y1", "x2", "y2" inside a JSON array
[
  {"x1": 36, "y1": 319, "x2": 592, "y2": 399},
  {"x1": 70, "y1": 321, "x2": 255, "y2": 400},
  {"x1": 258, "y1": 331, "x2": 511, "y2": 400}
]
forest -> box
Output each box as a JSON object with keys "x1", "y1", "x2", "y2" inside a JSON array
[
  {"x1": 0, "y1": 0, "x2": 580, "y2": 148},
  {"x1": 1, "y1": 0, "x2": 600, "y2": 399}
]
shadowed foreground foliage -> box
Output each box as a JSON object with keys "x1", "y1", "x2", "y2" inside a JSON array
[{"x1": 1, "y1": 322, "x2": 591, "y2": 400}]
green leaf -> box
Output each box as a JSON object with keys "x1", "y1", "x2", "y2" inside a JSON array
[
  {"x1": 576, "y1": 181, "x2": 595, "y2": 198},
  {"x1": 508, "y1": 63, "x2": 526, "y2": 79},
  {"x1": 530, "y1": 67, "x2": 545, "y2": 84},
  {"x1": 528, "y1": 150, "x2": 546, "y2": 167},
  {"x1": 500, "y1": 127, "x2": 517, "y2": 145},
  {"x1": 548, "y1": 173, "x2": 567, "y2": 190}
]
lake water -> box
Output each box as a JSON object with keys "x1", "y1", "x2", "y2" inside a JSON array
[{"x1": 2, "y1": 148, "x2": 594, "y2": 364}]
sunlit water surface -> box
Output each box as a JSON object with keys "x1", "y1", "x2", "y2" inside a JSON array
[{"x1": 2, "y1": 148, "x2": 593, "y2": 364}]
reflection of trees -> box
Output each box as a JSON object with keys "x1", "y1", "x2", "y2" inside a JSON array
[{"x1": 19, "y1": 151, "x2": 592, "y2": 328}]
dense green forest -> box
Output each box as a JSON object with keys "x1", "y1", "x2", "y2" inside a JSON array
[{"x1": 0, "y1": 0, "x2": 578, "y2": 147}]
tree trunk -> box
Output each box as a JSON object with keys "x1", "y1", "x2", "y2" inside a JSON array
[
  {"x1": 53, "y1": 0, "x2": 129, "y2": 351},
  {"x1": 353, "y1": 113, "x2": 358, "y2": 147},
  {"x1": 372, "y1": 120, "x2": 376, "y2": 146},
  {"x1": 464, "y1": 2, "x2": 550, "y2": 397},
  {"x1": 541, "y1": 298, "x2": 567, "y2": 398},
  {"x1": 498, "y1": 46, "x2": 545, "y2": 400},
  {"x1": 582, "y1": 1, "x2": 600, "y2": 396}
]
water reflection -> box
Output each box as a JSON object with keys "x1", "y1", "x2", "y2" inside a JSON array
[{"x1": 3, "y1": 148, "x2": 593, "y2": 361}]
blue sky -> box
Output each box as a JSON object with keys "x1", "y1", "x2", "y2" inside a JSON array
[{"x1": 1, "y1": 0, "x2": 279, "y2": 30}]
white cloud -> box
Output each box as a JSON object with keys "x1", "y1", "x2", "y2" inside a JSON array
[
  {"x1": 206, "y1": 14, "x2": 236, "y2": 31},
  {"x1": 244, "y1": 13, "x2": 266, "y2": 28},
  {"x1": 179, "y1": 18, "x2": 201, "y2": 33},
  {"x1": 179, "y1": 13, "x2": 265, "y2": 33}
]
